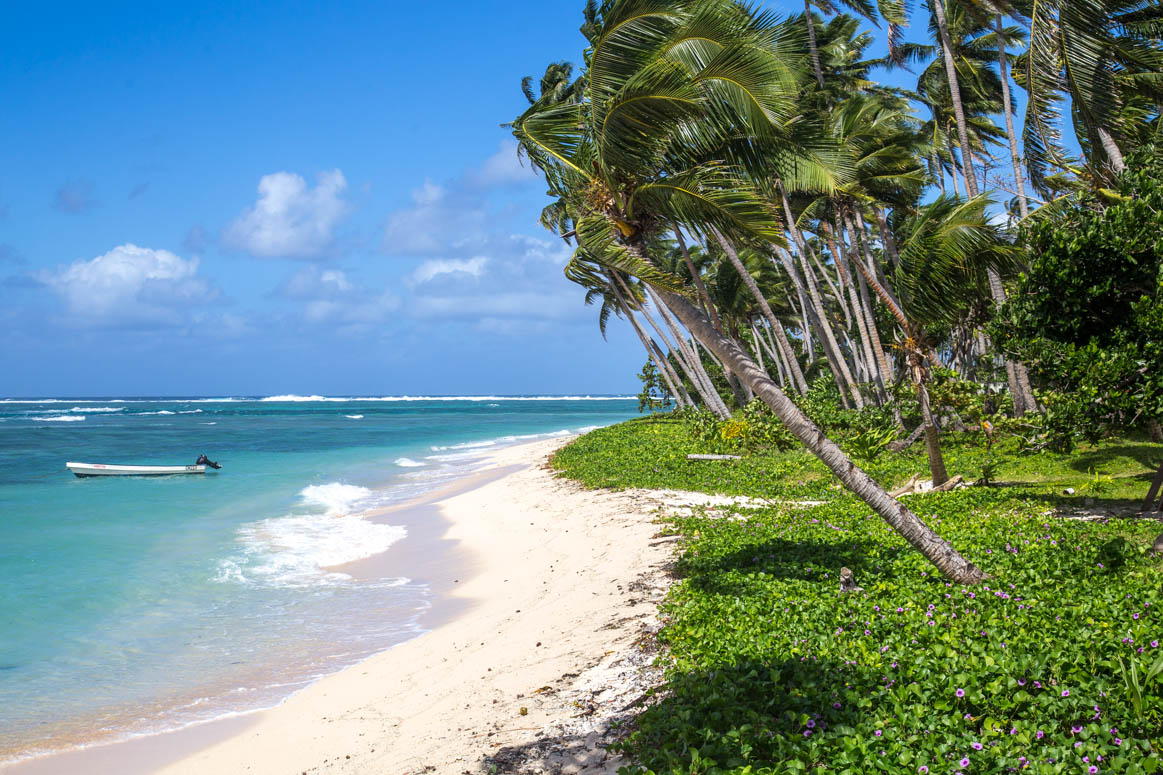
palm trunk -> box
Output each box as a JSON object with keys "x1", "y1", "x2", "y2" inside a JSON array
[
  {"x1": 777, "y1": 187, "x2": 864, "y2": 408},
  {"x1": 947, "y1": 134, "x2": 964, "y2": 197},
  {"x1": 646, "y1": 285, "x2": 733, "y2": 418},
  {"x1": 608, "y1": 275, "x2": 694, "y2": 409},
  {"x1": 655, "y1": 286, "x2": 987, "y2": 584},
  {"x1": 634, "y1": 281, "x2": 729, "y2": 418},
  {"x1": 933, "y1": 8, "x2": 1035, "y2": 415},
  {"x1": 834, "y1": 215, "x2": 892, "y2": 396},
  {"x1": 848, "y1": 211, "x2": 896, "y2": 393},
  {"x1": 995, "y1": 14, "x2": 1029, "y2": 220},
  {"x1": 916, "y1": 376, "x2": 950, "y2": 486},
  {"x1": 1097, "y1": 126, "x2": 1127, "y2": 173},
  {"x1": 672, "y1": 223, "x2": 724, "y2": 331},
  {"x1": 712, "y1": 230, "x2": 808, "y2": 393},
  {"x1": 624, "y1": 303, "x2": 689, "y2": 409},
  {"x1": 811, "y1": 246, "x2": 853, "y2": 330},
  {"x1": 803, "y1": 0, "x2": 826, "y2": 88},
  {"x1": 933, "y1": 0, "x2": 979, "y2": 197}
]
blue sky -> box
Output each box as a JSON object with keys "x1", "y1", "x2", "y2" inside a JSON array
[
  {"x1": 0, "y1": 0, "x2": 646, "y2": 397},
  {"x1": 0, "y1": 1, "x2": 1025, "y2": 397}
]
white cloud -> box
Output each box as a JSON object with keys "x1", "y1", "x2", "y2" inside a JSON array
[
  {"x1": 464, "y1": 140, "x2": 539, "y2": 188},
  {"x1": 224, "y1": 170, "x2": 351, "y2": 258},
  {"x1": 382, "y1": 180, "x2": 486, "y2": 256},
  {"x1": 275, "y1": 267, "x2": 399, "y2": 327},
  {"x1": 408, "y1": 257, "x2": 489, "y2": 286},
  {"x1": 40, "y1": 244, "x2": 221, "y2": 327}
]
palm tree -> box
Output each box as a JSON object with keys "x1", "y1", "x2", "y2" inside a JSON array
[
  {"x1": 1023, "y1": 0, "x2": 1163, "y2": 188},
  {"x1": 512, "y1": 0, "x2": 988, "y2": 584}
]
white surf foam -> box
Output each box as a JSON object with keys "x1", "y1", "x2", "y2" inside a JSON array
[
  {"x1": 69, "y1": 406, "x2": 124, "y2": 413},
  {"x1": 216, "y1": 481, "x2": 402, "y2": 587},
  {"x1": 430, "y1": 440, "x2": 497, "y2": 452},
  {"x1": 344, "y1": 414, "x2": 364, "y2": 419},
  {"x1": 218, "y1": 514, "x2": 406, "y2": 587},
  {"x1": 178, "y1": 409, "x2": 203, "y2": 414},
  {"x1": 139, "y1": 410, "x2": 176, "y2": 415},
  {"x1": 394, "y1": 457, "x2": 424, "y2": 468},
  {"x1": 201, "y1": 422, "x2": 217, "y2": 425},
  {"x1": 298, "y1": 482, "x2": 372, "y2": 516},
  {"x1": 34, "y1": 415, "x2": 85, "y2": 422}
]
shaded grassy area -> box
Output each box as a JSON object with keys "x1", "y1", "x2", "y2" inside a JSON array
[{"x1": 552, "y1": 418, "x2": 1163, "y2": 774}]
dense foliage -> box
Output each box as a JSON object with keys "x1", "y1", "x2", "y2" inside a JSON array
[
  {"x1": 998, "y1": 151, "x2": 1163, "y2": 448},
  {"x1": 553, "y1": 419, "x2": 1163, "y2": 773}
]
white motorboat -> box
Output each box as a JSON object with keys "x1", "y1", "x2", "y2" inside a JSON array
[{"x1": 66, "y1": 461, "x2": 219, "y2": 477}]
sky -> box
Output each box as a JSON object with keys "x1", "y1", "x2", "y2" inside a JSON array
[
  {"x1": 0, "y1": 0, "x2": 647, "y2": 397},
  {"x1": 0, "y1": 1, "x2": 1028, "y2": 398}
]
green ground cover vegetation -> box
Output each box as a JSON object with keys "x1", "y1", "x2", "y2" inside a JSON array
[{"x1": 553, "y1": 417, "x2": 1163, "y2": 773}]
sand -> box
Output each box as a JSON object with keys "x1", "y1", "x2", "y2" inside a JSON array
[{"x1": 7, "y1": 436, "x2": 677, "y2": 775}]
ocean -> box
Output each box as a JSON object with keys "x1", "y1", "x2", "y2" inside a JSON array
[{"x1": 0, "y1": 395, "x2": 639, "y2": 762}]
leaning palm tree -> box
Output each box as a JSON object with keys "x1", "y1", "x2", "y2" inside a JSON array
[{"x1": 512, "y1": 0, "x2": 987, "y2": 584}]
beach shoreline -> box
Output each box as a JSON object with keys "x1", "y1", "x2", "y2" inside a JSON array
[{"x1": 5, "y1": 434, "x2": 675, "y2": 774}]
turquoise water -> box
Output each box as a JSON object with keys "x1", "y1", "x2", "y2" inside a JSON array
[{"x1": 0, "y1": 395, "x2": 638, "y2": 760}]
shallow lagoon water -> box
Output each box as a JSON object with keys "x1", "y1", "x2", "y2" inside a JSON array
[{"x1": 0, "y1": 395, "x2": 637, "y2": 760}]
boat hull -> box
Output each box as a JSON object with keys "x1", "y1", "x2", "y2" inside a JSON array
[{"x1": 66, "y1": 462, "x2": 209, "y2": 477}]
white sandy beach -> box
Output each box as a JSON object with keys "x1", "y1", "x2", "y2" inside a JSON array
[{"x1": 7, "y1": 435, "x2": 678, "y2": 775}]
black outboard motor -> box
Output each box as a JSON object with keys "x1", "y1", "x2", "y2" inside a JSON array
[{"x1": 196, "y1": 453, "x2": 222, "y2": 470}]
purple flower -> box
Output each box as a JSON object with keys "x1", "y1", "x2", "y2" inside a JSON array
[
  {"x1": 806, "y1": 719, "x2": 816, "y2": 729},
  {"x1": 959, "y1": 758, "x2": 970, "y2": 768},
  {"x1": 918, "y1": 768, "x2": 928, "y2": 774},
  {"x1": 971, "y1": 742, "x2": 983, "y2": 750},
  {"x1": 1152, "y1": 641, "x2": 1159, "y2": 648},
  {"x1": 956, "y1": 688, "x2": 965, "y2": 698},
  {"x1": 1061, "y1": 689, "x2": 1070, "y2": 697},
  {"x1": 1036, "y1": 730, "x2": 1043, "y2": 739},
  {"x1": 1114, "y1": 738, "x2": 1122, "y2": 745},
  {"x1": 1089, "y1": 768, "x2": 1098, "y2": 774},
  {"x1": 803, "y1": 730, "x2": 812, "y2": 737},
  {"x1": 1017, "y1": 678, "x2": 1026, "y2": 686},
  {"x1": 1072, "y1": 725, "x2": 1083, "y2": 733},
  {"x1": 875, "y1": 729, "x2": 882, "y2": 737}
]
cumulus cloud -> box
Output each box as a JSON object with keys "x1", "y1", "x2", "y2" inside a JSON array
[
  {"x1": 464, "y1": 140, "x2": 540, "y2": 189},
  {"x1": 275, "y1": 266, "x2": 399, "y2": 328},
  {"x1": 54, "y1": 179, "x2": 97, "y2": 213},
  {"x1": 224, "y1": 170, "x2": 351, "y2": 258},
  {"x1": 40, "y1": 243, "x2": 221, "y2": 327},
  {"x1": 408, "y1": 257, "x2": 488, "y2": 286},
  {"x1": 382, "y1": 180, "x2": 487, "y2": 256}
]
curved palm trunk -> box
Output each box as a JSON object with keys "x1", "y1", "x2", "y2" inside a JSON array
[
  {"x1": 608, "y1": 276, "x2": 693, "y2": 409},
  {"x1": 713, "y1": 230, "x2": 809, "y2": 394},
  {"x1": 645, "y1": 285, "x2": 733, "y2": 419},
  {"x1": 624, "y1": 304, "x2": 691, "y2": 409},
  {"x1": 656, "y1": 287, "x2": 986, "y2": 584},
  {"x1": 635, "y1": 283, "x2": 730, "y2": 418},
  {"x1": 777, "y1": 189, "x2": 864, "y2": 408},
  {"x1": 672, "y1": 223, "x2": 724, "y2": 331},
  {"x1": 824, "y1": 222, "x2": 886, "y2": 396},
  {"x1": 844, "y1": 213, "x2": 894, "y2": 399}
]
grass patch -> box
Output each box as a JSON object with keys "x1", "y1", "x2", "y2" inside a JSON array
[{"x1": 553, "y1": 417, "x2": 1163, "y2": 773}]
